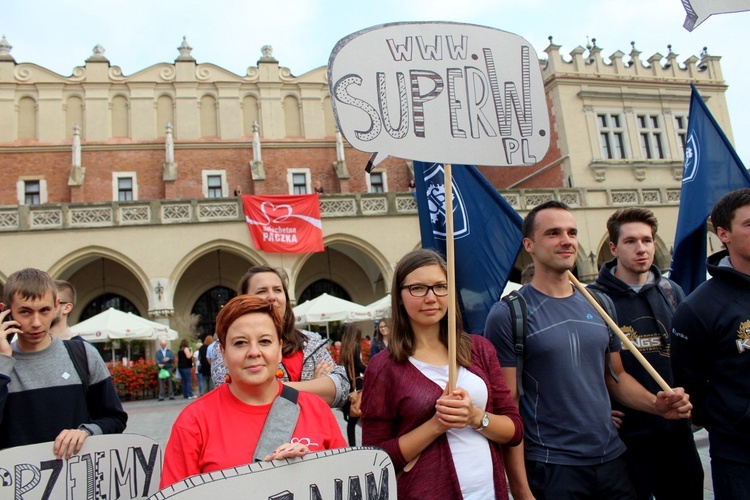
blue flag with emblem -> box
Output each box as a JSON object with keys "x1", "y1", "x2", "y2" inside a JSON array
[
  {"x1": 669, "y1": 83, "x2": 750, "y2": 294},
  {"x1": 413, "y1": 161, "x2": 523, "y2": 334}
]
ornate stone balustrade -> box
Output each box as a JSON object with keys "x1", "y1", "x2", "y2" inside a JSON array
[{"x1": 0, "y1": 188, "x2": 681, "y2": 232}]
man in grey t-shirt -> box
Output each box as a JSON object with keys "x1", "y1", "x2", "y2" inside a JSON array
[{"x1": 485, "y1": 201, "x2": 692, "y2": 499}]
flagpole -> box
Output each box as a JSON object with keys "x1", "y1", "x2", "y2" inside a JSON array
[
  {"x1": 445, "y1": 163, "x2": 457, "y2": 392},
  {"x1": 567, "y1": 271, "x2": 672, "y2": 392}
]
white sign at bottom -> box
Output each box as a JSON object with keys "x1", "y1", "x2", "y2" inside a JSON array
[
  {"x1": 150, "y1": 447, "x2": 394, "y2": 500},
  {"x1": 0, "y1": 434, "x2": 162, "y2": 499}
]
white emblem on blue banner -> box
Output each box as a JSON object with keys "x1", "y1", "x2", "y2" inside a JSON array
[
  {"x1": 423, "y1": 163, "x2": 470, "y2": 240},
  {"x1": 682, "y1": 132, "x2": 700, "y2": 183}
]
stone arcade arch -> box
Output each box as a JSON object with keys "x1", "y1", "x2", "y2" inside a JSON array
[
  {"x1": 292, "y1": 235, "x2": 392, "y2": 308},
  {"x1": 48, "y1": 247, "x2": 151, "y2": 325},
  {"x1": 171, "y1": 243, "x2": 260, "y2": 340}
]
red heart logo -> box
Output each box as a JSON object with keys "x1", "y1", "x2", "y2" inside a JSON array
[{"x1": 260, "y1": 202, "x2": 293, "y2": 223}]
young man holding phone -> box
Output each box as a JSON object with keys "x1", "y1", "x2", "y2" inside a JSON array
[{"x1": 0, "y1": 268, "x2": 127, "y2": 457}]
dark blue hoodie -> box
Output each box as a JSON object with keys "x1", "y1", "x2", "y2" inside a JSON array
[
  {"x1": 590, "y1": 259, "x2": 691, "y2": 441},
  {"x1": 672, "y1": 250, "x2": 750, "y2": 463}
]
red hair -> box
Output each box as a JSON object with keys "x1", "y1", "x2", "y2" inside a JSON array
[{"x1": 215, "y1": 295, "x2": 283, "y2": 348}]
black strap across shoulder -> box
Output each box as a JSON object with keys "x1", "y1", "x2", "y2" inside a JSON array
[
  {"x1": 63, "y1": 339, "x2": 90, "y2": 394},
  {"x1": 502, "y1": 291, "x2": 527, "y2": 399}
]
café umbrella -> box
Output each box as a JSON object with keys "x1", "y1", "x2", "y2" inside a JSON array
[
  {"x1": 293, "y1": 293, "x2": 375, "y2": 336},
  {"x1": 71, "y1": 307, "x2": 178, "y2": 360}
]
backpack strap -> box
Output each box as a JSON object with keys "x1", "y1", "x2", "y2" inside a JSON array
[
  {"x1": 502, "y1": 291, "x2": 527, "y2": 400},
  {"x1": 586, "y1": 288, "x2": 620, "y2": 384},
  {"x1": 63, "y1": 339, "x2": 90, "y2": 394},
  {"x1": 501, "y1": 291, "x2": 537, "y2": 419},
  {"x1": 252, "y1": 385, "x2": 301, "y2": 461}
]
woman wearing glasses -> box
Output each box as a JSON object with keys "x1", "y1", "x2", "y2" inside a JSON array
[{"x1": 361, "y1": 249, "x2": 523, "y2": 499}]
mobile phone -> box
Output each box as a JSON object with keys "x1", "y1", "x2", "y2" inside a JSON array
[{"x1": 2, "y1": 306, "x2": 15, "y2": 343}]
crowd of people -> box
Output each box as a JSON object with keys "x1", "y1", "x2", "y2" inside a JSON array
[{"x1": 1, "y1": 187, "x2": 749, "y2": 499}]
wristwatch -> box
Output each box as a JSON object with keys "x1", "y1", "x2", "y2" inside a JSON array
[{"x1": 474, "y1": 412, "x2": 490, "y2": 431}]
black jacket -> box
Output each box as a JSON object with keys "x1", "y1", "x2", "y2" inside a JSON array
[
  {"x1": 590, "y1": 259, "x2": 690, "y2": 440},
  {"x1": 672, "y1": 250, "x2": 750, "y2": 463}
]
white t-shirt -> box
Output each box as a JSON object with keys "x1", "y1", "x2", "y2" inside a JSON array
[{"x1": 408, "y1": 358, "x2": 495, "y2": 500}]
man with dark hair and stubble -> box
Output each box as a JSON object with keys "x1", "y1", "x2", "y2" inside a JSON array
[
  {"x1": 485, "y1": 200, "x2": 693, "y2": 499},
  {"x1": 0, "y1": 268, "x2": 127, "y2": 458},
  {"x1": 589, "y1": 207, "x2": 702, "y2": 500},
  {"x1": 672, "y1": 187, "x2": 750, "y2": 500}
]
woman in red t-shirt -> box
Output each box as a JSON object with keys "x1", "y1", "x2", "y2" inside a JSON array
[{"x1": 161, "y1": 295, "x2": 346, "y2": 488}]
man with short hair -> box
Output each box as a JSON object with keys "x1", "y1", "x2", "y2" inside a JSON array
[
  {"x1": 672, "y1": 187, "x2": 750, "y2": 499},
  {"x1": 0, "y1": 268, "x2": 127, "y2": 457},
  {"x1": 156, "y1": 338, "x2": 175, "y2": 401},
  {"x1": 589, "y1": 207, "x2": 702, "y2": 499},
  {"x1": 485, "y1": 200, "x2": 692, "y2": 499},
  {"x1": 50, "y1": 280, "x2": 82, "y2": 341}
]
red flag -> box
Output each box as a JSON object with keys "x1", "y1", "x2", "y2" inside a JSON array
[{"x1": 242, "y1": 195, "x2": 324, "y2": 253}]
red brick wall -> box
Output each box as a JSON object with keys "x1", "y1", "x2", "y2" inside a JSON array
[{"x1": 0, "y1": 142, "x2": 419, "y2": 204}]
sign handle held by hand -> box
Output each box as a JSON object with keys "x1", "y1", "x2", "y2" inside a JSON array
[
  {"x1": 445, "y1": 163, "x2": 457, "y2": 392},
  {"x1": 566, "y1": 271, "x2": 672, "y2": 392}
]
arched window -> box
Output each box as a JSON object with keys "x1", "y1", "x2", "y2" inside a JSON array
[
  {"x1": 323, "y1": 96, "x2": 336, "y2": 137},
  {"x1": 191, "y1": 286, "x2": 237, "y2": 338},
  {"x1": 156, "y1": 95, "x2": 174, "y2": 137},
  {"x1": 242, "y1": 95, "x2": 259, "y2": 136},
  {"x1": 200, "y1": 95, "x2": 218, "y2": 137},
  {"x1": 298, "y1": 279, "x2": 350, "y2": 304},
  {"x1": 111, "y1": 95, "x2": 129, "y2": 137},
  {"x1": 284, "y1": 95, "x2": 301, "y2": 137},
  {"x1": 65, "y1": 96, "x2": 84, "y2": 139},
  {"x1": 80, "y1": 293, "x2": 139, "y2": 321},
  {"x1": 18, "y1": 97, "x2": 37, "y2": 139}
]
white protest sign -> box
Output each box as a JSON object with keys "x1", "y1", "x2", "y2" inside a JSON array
[
  {"x1": 328, "y1": 21, "x2": 549, "y2": 171},
  {"x1": 0, "y1": 434, "x2": 162, "y2": 499},
  {"x1": 682, "y1": 0, "x2": 750, "y2": 31},
  {"x1": 150, "y1": 447, "x2": 394, "y2": 499}
]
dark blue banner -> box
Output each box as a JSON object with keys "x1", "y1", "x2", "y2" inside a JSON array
[
  {"x1": 669, "y1": 83, "x2": 750, "y2": 294},
  {"x1": 414, "y1": 161, "x2": 523, "y2": 334}
]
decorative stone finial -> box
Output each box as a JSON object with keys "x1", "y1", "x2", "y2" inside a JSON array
[
  {"x1": 585, "y1": 36, "x2": 592, "y2": 50},
  {"x1": 176, "y1": 36, "x2": 195, "y2": 61},
  {"x1": 0, "y1": 35, "x2": 12, "y2": 56},
  {"x1": 86, "y1": 44, "x2": 109, "y2": 62},
  {"x1": 667, "y1": 44, "x2": 673, "y2": 55},
  {"x1": 259, "y1": 45, "x2": 277, "y2": 62},
  {"x1": 548, "y1": 35, "x2": 553, "y2": 44}
]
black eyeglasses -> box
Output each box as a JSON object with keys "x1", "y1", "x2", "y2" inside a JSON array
[{"x1": 400, "y1": 283, "x2": 449, "y2": 297}]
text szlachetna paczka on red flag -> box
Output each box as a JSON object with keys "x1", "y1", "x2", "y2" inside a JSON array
[{"x1": 242, "y1": 194, "x2": 324, "y2": 253}]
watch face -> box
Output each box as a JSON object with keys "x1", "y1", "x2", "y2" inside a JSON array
[{"x1": 482, "y1": 413, "x2": 490, "y2": 427}]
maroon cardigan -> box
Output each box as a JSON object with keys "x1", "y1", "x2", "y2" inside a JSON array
[{"x1": 361, "y1": 334, "x2": 523, "y2": 499}]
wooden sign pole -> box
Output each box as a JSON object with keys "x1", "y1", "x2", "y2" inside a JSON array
[
  {"x1": 567, "y1": 270, "x2": 672, "y2": 392},
  {"x1": 445, "y1": 163, "x2": 457, "y2": 392}
]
